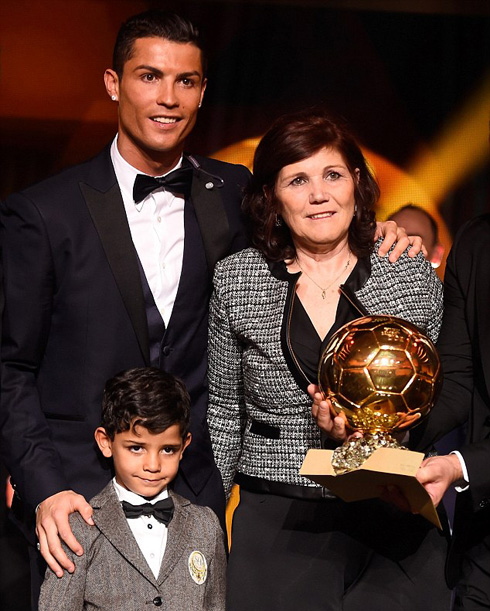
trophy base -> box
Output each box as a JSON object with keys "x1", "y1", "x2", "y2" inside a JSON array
[
  {"x1": 331, "y1": 432, "x2": 406, "y2": 475},
  {"x1": 299, "y1": 447, "x2": 441, "y2": 528}
]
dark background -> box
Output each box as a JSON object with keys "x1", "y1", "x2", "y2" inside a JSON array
[
  {"x1": 1, "y1": 0, "x2": 489, "y2": 233},
  {"x1": 0, "y1": 1, "x2": 489, "y2": 608}
]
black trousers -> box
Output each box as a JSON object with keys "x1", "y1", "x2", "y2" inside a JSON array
[
  {"x1": 452, "y1": 503, "x2": 490, "y2": 610},
  {"x1": 28, "y1": 544, "x2": 45, "y2": 611},
  {"x1": 227, "y1": 489, "x2": 451, "y2": 611}
]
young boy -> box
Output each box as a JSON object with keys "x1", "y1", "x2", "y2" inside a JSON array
[{"x1": 38, "y1": 368, "x2": 226, "y2": 610}]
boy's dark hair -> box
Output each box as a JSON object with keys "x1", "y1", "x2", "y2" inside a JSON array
[
  {"x1": 113, "y1": 10, "x2": 207, "y2": 79},
  {"x1": 101, "y1": 368, "x2": 190, "y2": 440}
]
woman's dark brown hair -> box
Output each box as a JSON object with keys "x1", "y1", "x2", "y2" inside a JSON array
[{"x1": 243, "y1": 109, "x2": 379, "y2": 261}]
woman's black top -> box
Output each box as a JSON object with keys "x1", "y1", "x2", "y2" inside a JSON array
[{"x1": 289, "y1": 256, "x2": 371, "y2": 384}]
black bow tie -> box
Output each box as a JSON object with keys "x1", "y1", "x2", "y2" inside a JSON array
[
  {"x1": 121, "y1": 497, "x2": 174, "y2": 525},
  {"x1": 133, "y1": 166, "x2": 193, "y2": 204}
]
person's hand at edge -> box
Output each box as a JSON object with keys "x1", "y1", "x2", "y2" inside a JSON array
[
  {"x1": 375, "y1": 220, "x2": 428, "y2": 262},
  {"x1": 378, "y1": 484, "x2": 412, "y2": 513},
  {"x1": 36, "y1": 490, "x2": 94, "y2": 577},
  {"x1": 308, "y1": 384, "x2": 349, "y2": 443},
  {"x1": 415, "y1": 454, "x2": 464, "y2": 508}
]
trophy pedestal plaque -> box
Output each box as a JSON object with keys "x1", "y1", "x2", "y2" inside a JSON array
[
  {"x1": 309, "y1": 314, "x2": 443, "y2": 529},
  {"x1": 300, "y1": 447, "x2": 441, "y2": 528}
]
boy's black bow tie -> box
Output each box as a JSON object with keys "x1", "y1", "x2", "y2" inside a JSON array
[
  {"x1": 133, "y1": 166, "x2": 193, "y2": 203},
  {"x1": 121, "y1": 497, "x2": 174, "y2": 525}
]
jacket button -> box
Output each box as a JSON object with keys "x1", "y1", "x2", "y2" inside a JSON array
[
  {"x1": 153, "y1": 596, "x2": 163, "y2": 606},
  {"x1": 162, "y1": 346, "x2": 170, "y2": 356},
  {"x1": 480, "y1": 498, "x2": 490, "y2": 508},
  {"x1": 205, "y1": 181, "x2": 214, "y2": 190}
]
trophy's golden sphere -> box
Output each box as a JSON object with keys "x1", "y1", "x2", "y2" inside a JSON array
[{"x1": 318, "y1": 315, "x2": 442, "y2": 434}]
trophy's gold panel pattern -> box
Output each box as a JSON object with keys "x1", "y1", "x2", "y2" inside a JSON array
[{"x1": 319, "y1": 315, "x2": 442, "y2": 435}]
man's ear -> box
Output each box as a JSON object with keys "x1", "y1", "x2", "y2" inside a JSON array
[
  {"x1": 180, "y1": 432, "x2": 192, "y2": 460},
  {"x1": 95, "y1": 427, "x2": 113, "y2": 458},
  {"x1": 199, "y1": 78, "x2": 207, "y2": 107},
  {"x1": 104, "y1": 68, "x2": 120, "y2": 102}
]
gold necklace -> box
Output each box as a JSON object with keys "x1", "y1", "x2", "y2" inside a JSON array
[{"x1": 296, "y1": 251, "x2": 351, "y2": 300}]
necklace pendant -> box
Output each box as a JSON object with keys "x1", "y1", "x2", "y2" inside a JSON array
[{"x1": 322, "y1": 290, "x2": 326, "y2": 300}]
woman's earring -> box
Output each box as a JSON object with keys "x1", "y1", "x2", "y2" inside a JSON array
[
  {"x1": 353, "y1": 204, "x2": 358, "y2": 217},
  {"x1": 111, "y1": 95, "x2": 117, "y2": 101},
  {"x1": 275, "y1": 215, "x2": 282, "y2": 227}
]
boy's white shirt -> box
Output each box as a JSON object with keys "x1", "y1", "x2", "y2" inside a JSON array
[{"x1": 113, "y1": 478, "x2": 168, "y2": 579}]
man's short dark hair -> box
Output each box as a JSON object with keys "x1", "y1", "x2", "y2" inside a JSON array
[
  {"x1": 113, "y1": 10, "x2": 207, "y2": 79},
  {"x1": 101, "y1": 367, "x2": 190, "y2": 440}
]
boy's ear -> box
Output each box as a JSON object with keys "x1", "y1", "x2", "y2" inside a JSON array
[
  {"x1": 94, "y1": 427, "x2": 113, "y2": 458},
  {"x1": 180, "y1": 432, "x2": 192, "y2": 460}
]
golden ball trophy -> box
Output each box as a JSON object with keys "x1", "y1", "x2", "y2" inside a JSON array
[{"x1": 300, "y1": 315, "x2": 442, "y2": 526}]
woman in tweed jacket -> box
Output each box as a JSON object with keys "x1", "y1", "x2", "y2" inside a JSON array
[{"x1": 208, "y1": 109, "x2": 450, "y2": 611}]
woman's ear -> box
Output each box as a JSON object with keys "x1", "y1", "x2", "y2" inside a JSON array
[
  {"x1": 94, "y1": 427, "x2": 113, "y2": 458},
  {"x1": 262, "y1": 185, "x2": 272, "y2": 201},
  {"x1": 263, "y1": 185, "x2": 281, "y2": 214}
]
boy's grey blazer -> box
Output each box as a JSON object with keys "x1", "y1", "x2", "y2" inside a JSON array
[{"x1": 39, "y1": 484, "x2": 226, "y2": 610}]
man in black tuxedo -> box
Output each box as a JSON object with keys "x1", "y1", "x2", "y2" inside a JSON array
[
  {"x1": 414, "y1": 215, "x2": 490, "y2": 609},
  {"x1": 0, "y1": 10, "x2": 250, "y2": 603}
]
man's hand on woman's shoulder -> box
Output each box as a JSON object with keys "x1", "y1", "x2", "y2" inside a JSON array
[{"x1": 375, "y1": 220, "x2": 426, "y2": 262}]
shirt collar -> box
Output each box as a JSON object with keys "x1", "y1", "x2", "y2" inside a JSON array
[
  {"x1": 267, "y1": 252, "x2": 371, "y2": 290},
  {"x1": 110, "y1": 135, "x2": 184, "y2": 210},
  {"x1": 112, "y1": 477, "x2": 169, "y2": 506},
  {"x1": 268, "y1": 258, "x2": 300, "y2": 283},
  {"x1": 343, "y1": 253, "x2": 371, "y2": 291}
]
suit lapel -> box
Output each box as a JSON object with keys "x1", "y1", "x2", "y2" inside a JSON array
[
  {"x1": 80, "y1": 154, "x2": 149, "y2": 364},
  {"x1": 189, "y1": 164, "x2": 231, "y2": 275},
  {"x1": 476, "y1": 261, "x2": 490, "y2": 396},
  {"x1": 157, "y1": 492, "x2": 191, "y2": 585},
  {"x1": 91, "y1": 484, "x2": 157, "y2": 585}
]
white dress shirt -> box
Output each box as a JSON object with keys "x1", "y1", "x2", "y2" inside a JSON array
[
  {"x1": 452, "y1": 450, "x2": 470, "y2": 491},
  {"x1": 111, "y1": 137, "x2": 185, "y2": 327},
  {"x1": 113, "y1": 479, "x2": 168, "y2": 579}
]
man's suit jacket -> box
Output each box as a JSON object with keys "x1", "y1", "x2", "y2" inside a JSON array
[
  {"x1": 38, "y1": 485, "x2": 226, "y2": 610},
  {"x1": 0, "y1": 146, "x2": 250, "y2": 533},
  {"x1": 412, "y1": 214, "x2": 490, "y2": 585}
]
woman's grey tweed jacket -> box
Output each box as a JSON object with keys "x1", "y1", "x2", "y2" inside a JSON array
[{"x1": 208, "y1": 246, "x2": 443, "y2": 498}]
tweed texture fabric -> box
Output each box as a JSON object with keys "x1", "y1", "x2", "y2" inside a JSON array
[
  {"x1": 208, "y1": 245, "x2": 443, "y2": 498},
  {"x1": 39, "y1": 484, "x2": 226, "y2": 610}
]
